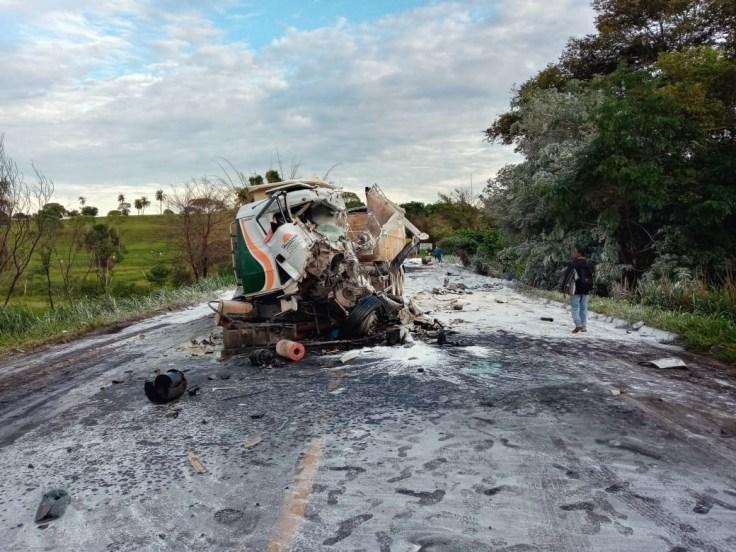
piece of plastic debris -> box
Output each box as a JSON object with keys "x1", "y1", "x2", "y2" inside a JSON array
[
  {"x1": 211, "y1": 386, "x2": 237, "y2": 391},
  {"x1": 243, "y1": 434, "x2": 263, "y2": 449},
  {"x1": 417, "y1": 368, "x2": 425, "y2": 373},
  {"x1": 540, "y1": 317, "x2": 554, "y2": 322},
  {"x1": 632, "y1": 320, "x2": 645, "y2": 330},
  {"x1": 340, "y1": 350, "x2": 361, "y2": 363},
  {"x1": 275, "y1": 339, "x2": 306, "y2": 361},
  {"x1": 144, "y1": 370, "x2": 187, "y2": 404},
  {"x1": 249, "y1": 349, "x2": 275, "y2": 367},
  {"x1": 495, "y1": 298, "x2": 507, "y2": 304},
  {"x1": 187, "y1": 451, "x2": 207, "y2": 474},
  {"x1": 638, "y1": 357, "x2": 687, "y2": 369},
  {"x1": 611, "y1": 388, "x2": 622, "y2": 396},
  {"x1": 35, "y1": 490, "x2": 70, "y2": 524},
  {"x1": 187, "y1": 385, "x2": 200, "y2": 397}
]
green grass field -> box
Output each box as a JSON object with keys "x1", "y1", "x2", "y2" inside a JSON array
[{"x1": 2, "y1": 214, "x2": 183, "y2": 309}]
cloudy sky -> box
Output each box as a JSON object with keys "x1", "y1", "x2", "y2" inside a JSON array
[{"x1": 0, "y1": 0, "x2": 594, "y2": 213}]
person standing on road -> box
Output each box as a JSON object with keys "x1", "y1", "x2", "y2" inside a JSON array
[
  {"x1": 432, "y1": 245, "x2": 443, "y2": 264},
  {"x1": 560, "y1": 245, "x2": 594, "y2": 333}
]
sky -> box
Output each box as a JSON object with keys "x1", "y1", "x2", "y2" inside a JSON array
[{"x1": 0, "y1": 0, "x2": 595, "y2": 213}]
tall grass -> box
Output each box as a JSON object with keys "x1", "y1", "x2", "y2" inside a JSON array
[{"x1": 0, "y1": 273, "x2": 234, "y2": 352}]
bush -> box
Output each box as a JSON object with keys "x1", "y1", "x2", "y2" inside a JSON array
[
  {"x1": 107, "y1": 210, "x2": 122, "y2": 216},
  {"x1": 145, "y1": 263, "x2": 172, "y2": 287},
  {"x1": 440, "y1": 228, "x2": 504, "y2": 267}
]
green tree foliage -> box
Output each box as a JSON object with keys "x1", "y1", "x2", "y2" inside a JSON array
[
  {"x1": 342, "y1": 191, "x2": 365, "y2": 209},
  {"x1": 484, "y1": 1, "x2": 736, "y2": 290},
  {"x1": 440, "y1": 228, "x2": 505, "y2": 273},
  {"x1": 84, "y1": 223, "x2": 125, "y2": 292},
  {"x1": 81, "y1": 206, "x2": 98, "y2": 216},
  {"x1": 265, "y1": 169, "x2": 282, "y2": 183},
  {"x1": 248, "y1": 174, "x2": 264, "y2": 186},
  {"x1": 400, "y1": 188, "x2": 490, "y2": 244},
  {"x1": 145, "y1": 263, "x2": 171, "y2": 287},
  {"x1": 40, "y1": 203, "x2": 66, "y2": 219},
  {"x1": 155, "y1": 189, "x2": 165, "y2": 214}
]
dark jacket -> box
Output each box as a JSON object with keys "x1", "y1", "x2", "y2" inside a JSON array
[{"x1": 560, "y1": 257, "x2": 594, "y2": 295}]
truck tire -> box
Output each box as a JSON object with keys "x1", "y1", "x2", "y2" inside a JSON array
[{"x1": 342, "y1": 295, "x2": 383, "y2": 337}]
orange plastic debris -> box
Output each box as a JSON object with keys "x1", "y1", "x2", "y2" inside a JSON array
[{"x1": 275, "y1": 339, "x2": 305, "y2": 361}]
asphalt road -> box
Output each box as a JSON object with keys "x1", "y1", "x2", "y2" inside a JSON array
[{"x1": 1, "y1": 265, "x2": 736, "y2": 552}]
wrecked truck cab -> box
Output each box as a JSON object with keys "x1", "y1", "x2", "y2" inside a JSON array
[{"x1": 217, "y1": 178, "x2": 427, "y2": 354}]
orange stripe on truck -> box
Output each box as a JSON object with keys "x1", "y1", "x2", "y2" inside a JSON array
[{"x1": 240, "y1": 220, "x2": 276, "y2": 290}]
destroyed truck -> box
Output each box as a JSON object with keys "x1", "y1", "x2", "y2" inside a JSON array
[{"x1": 214, "y1": 178, "x2": 428, "y2": 354}]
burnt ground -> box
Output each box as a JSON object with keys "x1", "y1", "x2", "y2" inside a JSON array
[{"x1": 1, "y1": 266, "x2": 736, "y2": 551}]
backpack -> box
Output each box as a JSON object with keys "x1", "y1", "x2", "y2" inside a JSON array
[{"x1": 576, "y1": 260, "x2": 594, "y2": 292}]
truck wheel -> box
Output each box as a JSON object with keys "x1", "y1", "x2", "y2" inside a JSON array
[{"x1": 342, "y1": 295, "x2": 383, "y2": 337}]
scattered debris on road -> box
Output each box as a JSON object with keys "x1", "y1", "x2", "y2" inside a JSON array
[
  {"x1": 243, "y1": 434, "x2": 263, "y2": 449},
  {"x1": 275, "y1": 339, "x2": 306, "y2": 361},
  {"x1": 34, "y1": 490, "x2": 70, "y2": 525},
  {"x1": 144, "y1": 369, "x2": 187, "y2": 404},
  {"x1": 187, "y1": 451, "x2": 207, "y2": 474},
  {"x1": 639, "y1": 357, "x2": 687, "y2": 369},
  {"x1": 540, "y1": 317, "x2": 554, "y2": 322},
  {"x1": 249, "y1": 348, "x2": 275, "y2": 366}
]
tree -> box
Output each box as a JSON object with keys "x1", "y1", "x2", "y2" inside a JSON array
[
  {"x1": 36, "y1": 214, "x2": 63, "y2": 309},
  {"x1": 248, "y1": 174, "x2": 264, "y2": 186},
  {"x1": 78, "y1": 196, "x2": 86, "y2": 208},
  {"x1": 40, "y1": 203, "x2": 66, "y2": 219},
  {"x1": 169, "y1": 177, "x2": 232, "y2": 281},
  {"x1": 55, "y1": 213, "x2": 88, "y2": 299},
  {"x1": 81, "y1": 206, "x2": 98, "y2": 217},
  {"x1": 140, "y1": 196, "x2": 150, "y2": 215},
  {"x1": 117, "y1": 193, "x2": 125, "y2": 204},
  {"x1": 119, "y1": 202, "x2": 131, "y2": 216},
  {"x1": 342, "y1": 191, "x2": 364, "y2": 209},
  {"x1": 155, "y1": 189, "x2": 165, "y2": 214},
  {"x1": 134, "y1": 198, "x2": 143, "y2": 215},
  {"x1": 84, "y1": 223, "x2": 124, "y2": 293},
  {"x1": 0, "y1": 136, "x2": 55, "y2": 307},
  {"x1": 265, "y1": 169, "x2": 282, "y2": 183}
]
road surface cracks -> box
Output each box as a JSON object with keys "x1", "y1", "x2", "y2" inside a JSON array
[{"x1": 1, "y1": 266, "x2": 736, "y2": 551}]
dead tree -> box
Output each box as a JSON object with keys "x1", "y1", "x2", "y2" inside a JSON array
[
  {"x1": 169, "y1": 178, "x2": 232, "y2": 281},
  {"x1": 0, "y1": 136, "x2": 55, "y2": 307}
]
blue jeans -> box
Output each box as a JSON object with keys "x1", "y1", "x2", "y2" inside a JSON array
[{"x1": 570, "y1": 294, "x2": 590, "y2": 328}]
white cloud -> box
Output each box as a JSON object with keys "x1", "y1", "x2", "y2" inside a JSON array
[{"x1": 0, "y1": 0, "x2": 595, "y2": 212}]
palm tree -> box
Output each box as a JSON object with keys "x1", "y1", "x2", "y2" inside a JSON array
[
  {"x1": 78, "y1": 196, "x2": 86, "y2": 208},
  {"x1": 134, "y1": 198, "x2": 143, "y2": 215},
  {"x1": 155, "y1": 189, "x2": 165, "y2": 214},
  {"x1": 140, "y1": 196, "x2": 150, "y2": 215},
  {"x1": 117, "y1": 193, "x2": 125, "y2": 204}
]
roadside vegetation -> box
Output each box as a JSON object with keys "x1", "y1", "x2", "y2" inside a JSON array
[
  {"x1": 0, "y1": 273, "x2": 233, "y2": 354},
  {"x1": 400, "y1": 1, "x2": 736, "y2": 363}
]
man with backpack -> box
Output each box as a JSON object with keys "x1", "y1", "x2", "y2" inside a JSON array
[{"x1": 560, "y1": 245, "x2": 595, "y2": 333}]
